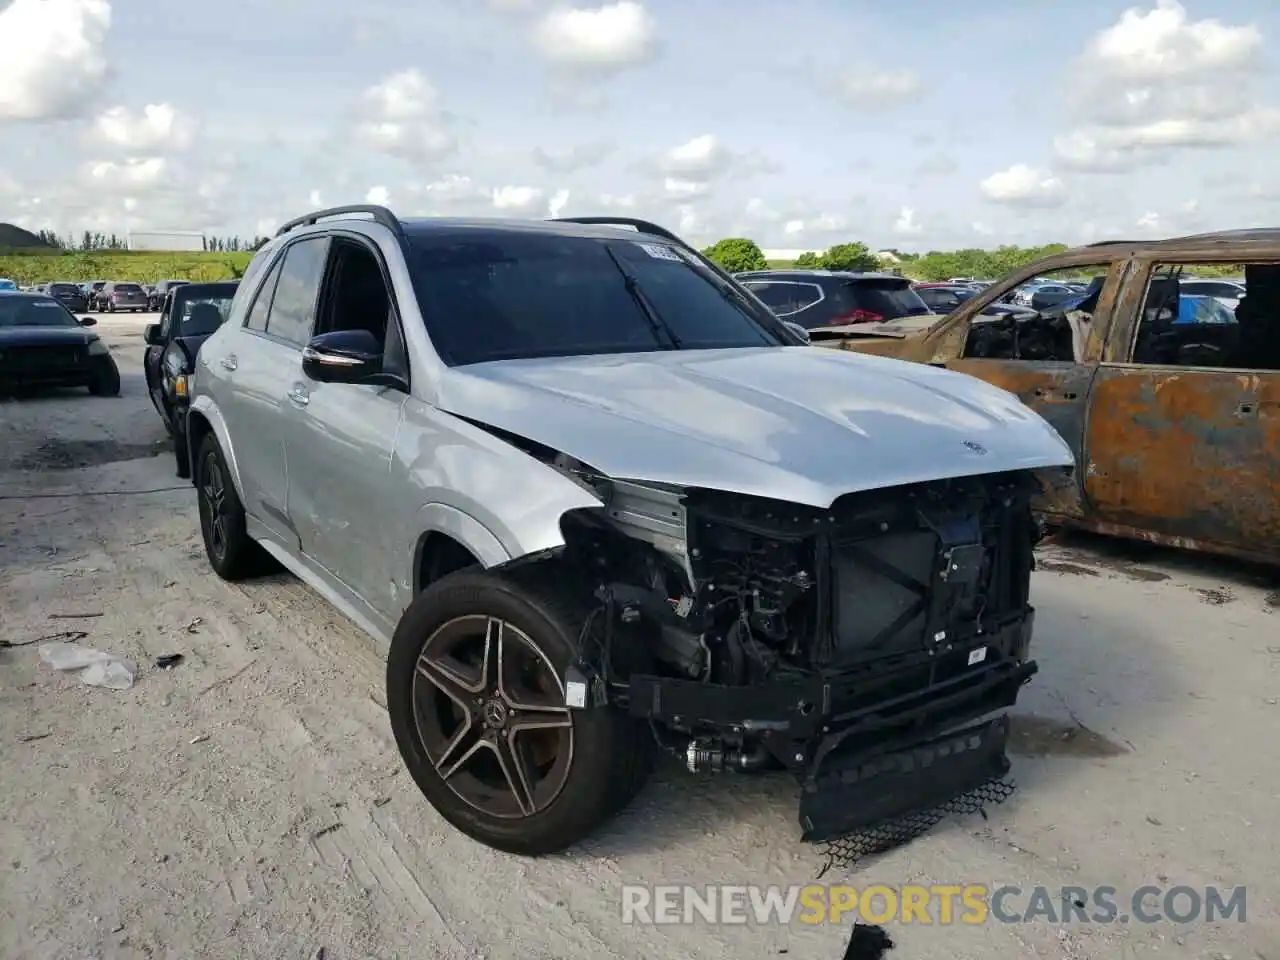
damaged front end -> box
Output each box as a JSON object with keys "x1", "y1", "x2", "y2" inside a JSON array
[{"x1": 557, "y1": 467, "x2": 1046, "y2": 849}]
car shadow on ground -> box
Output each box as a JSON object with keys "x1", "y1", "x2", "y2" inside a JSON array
[
  {"x1": 1044, "y1": 528, "x2": 1280, "y2": 598},
  {"x1": 575, "y1": 579, "x2": 1175, "y2": 864}
]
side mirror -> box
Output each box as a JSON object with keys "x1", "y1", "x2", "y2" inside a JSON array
[
  {"x1": 143, "y1": 322, "x2": 161, "y2": 343},
  {"x1": 301, "y1": 329, "x2": 385, "y2": 384},
  {"x1": 79, "y1": 316, "x2": 97, "y2": 327},
  {"x1": 782, "y1": 320, "x2": 810, "y2": 344}
]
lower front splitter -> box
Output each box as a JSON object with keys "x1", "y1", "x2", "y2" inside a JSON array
[{"x1": 800, "y1": 713, "x2": 1016, "y2": 869}]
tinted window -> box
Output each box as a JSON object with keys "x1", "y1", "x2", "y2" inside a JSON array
[
  {"x1": 264, "y1": 238, "x2": 329, "y2": 346},
  {"x1": 49, "y1": 283, "x2": 80, "y2": 296},
  {"x1": 0, "y1": 297, "x2": 79, "y2": 327},
  {"x1": 179, "y1": 295, "x2": 237, "y2": 334},
  {"x1": 245, "y1": 258, "x2": 284, "y2": 332},
  {"x1": 742, "y1": 281, "x2": 821, "y2": 315},
  {"x1": 115, "y1": 283, "x2": 143, "y2": 293},
  {"x1": 410, "y1": 232, "x2": 782, "y2": 364},
  {"x1": 844, "y1": 279, "x2": 932, "y2": 320}
]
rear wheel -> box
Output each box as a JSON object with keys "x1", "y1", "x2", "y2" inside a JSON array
[
  {"x1": 196, "y1": 433, "x2": 270, "y2": 580},
  {"x1": 387, "y1": 568, "x2": 652, "y2": 855}
]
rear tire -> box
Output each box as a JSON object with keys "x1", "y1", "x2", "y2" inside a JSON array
[
  {"x1": 195, "y1": 433, "x2": 271, "y2": 580},
  {"x1": 387, "y1": 567, "x2": 652, "y2": 855}
]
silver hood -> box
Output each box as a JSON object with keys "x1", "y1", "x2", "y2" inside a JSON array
[{"x1": 435, "y1": 346, "x2": 1074, "y2": 508}]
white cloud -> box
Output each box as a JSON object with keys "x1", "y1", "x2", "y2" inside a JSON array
[
  {"x1": 90, "y1": 104, "x2": 193, "y2": 152},
  {"x1": 663, "y1": 177, "x2": 708, "y2": 199},
  {"x1": 1082, "y1": 0, "x2": 1260, "y2": 80},
  {"x1": 353, "y1": 70, "x2": 457, "y2": 164},
  {"x1": 0, "y1": 0, "x2": 111, "y2": 122},
  {"x1": 979, "y1": 164, "x2": 1068, "y2": 207},
  {"x1": 547, "y1": 188, "x2": 570, "y2": 218},
  {"x1": 83, "y1": 157, "x2": 169, "y2": 192},
  {"x1": 893, "y1": 206, "x2": 922, "y2": 236},
  {"x1": 658, "y1": 134, "x2": 734, "y2": 181},
  {"x1": 491, "y1": 185, "x2": 544, "y2": 212},
  {"x1": 308, "y1": 189, "x2": 323, "y2": 207},
  {"x1": 531, "y1": 140, "x2": 615, "y2": 172},
  {"x1": 827, "y1": 66, "x2": 924, "y2": 109},
  {"x1": 532, "y1": 1, "x2": 658, "y2": 73},
  {"x1": 366, "y1": 185, "x2": 390, "y2": 205},
  {"x1": 1055, "y1": 0, "x2": 1278, "y2": 172}
]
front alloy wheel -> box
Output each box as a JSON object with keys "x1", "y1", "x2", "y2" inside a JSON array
[
  {"x1": 413, "y1": 615, "x2": 573, "y2": 819},
  {"x1": 386, "y1": 569, "x2": 653, "y2": 855}
]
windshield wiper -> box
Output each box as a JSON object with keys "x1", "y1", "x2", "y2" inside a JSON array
[{"x1": 603, "y1": 247, "x2": 682, "y2": 349}]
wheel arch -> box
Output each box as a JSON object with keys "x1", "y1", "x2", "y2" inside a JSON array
[{"x1": 185, "y1": 397, "x2": 245, "y2": 498}]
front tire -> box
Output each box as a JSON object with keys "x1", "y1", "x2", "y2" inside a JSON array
[
  {"x1": 386, "y1": 568, "x2": 652, "y2": 855},
  {"x1": 88, "y1": 363, "x2": 121, "y2": 397},
  {"x1": 195, "y1": 433, "x2": 269, "y2": 580}
]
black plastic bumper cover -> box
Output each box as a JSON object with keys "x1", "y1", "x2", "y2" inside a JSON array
[{"x1": 799, "y1": 712, "x2": 1012, "y2": 845}]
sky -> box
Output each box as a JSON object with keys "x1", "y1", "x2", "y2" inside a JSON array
[{"x1": 2, "y1": 0, "x2": 1280, "y2": 252}]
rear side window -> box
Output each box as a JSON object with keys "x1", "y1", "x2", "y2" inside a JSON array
[
  {"x1": 264, "y1": 237, "x2": 329, "y2": 346},
  {"x1": 742, "y1": 281, "x2": 822, "y2": 316},
  {"x1": 244, "y1": 258, "x2": 284, "y2": 332},
  {"x1": 842, "y1": 279, "x2": 932, "y2": 321}
]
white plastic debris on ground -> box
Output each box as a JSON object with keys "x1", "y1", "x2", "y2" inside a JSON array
[{"x1": 38, "y1": 641, "x2": 138, "y2": 690}]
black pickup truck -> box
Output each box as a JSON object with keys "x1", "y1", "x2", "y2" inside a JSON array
[{"x1": 143, "y1": 281, "x2": 238, "y2": 476}]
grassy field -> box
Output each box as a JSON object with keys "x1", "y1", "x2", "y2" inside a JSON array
[{"x1": 0, "y1": 250, "x2": 254, "y2": 285}]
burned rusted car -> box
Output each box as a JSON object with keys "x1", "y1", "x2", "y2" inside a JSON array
[{"x1": 815, "y1": 229, "x2": 1280, "y2": 565}]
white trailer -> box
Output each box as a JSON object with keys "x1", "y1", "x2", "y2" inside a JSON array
[{"x1": 126, "y1": 230, "x2": 206, "y2": 252}]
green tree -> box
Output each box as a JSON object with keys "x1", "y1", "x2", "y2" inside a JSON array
[
  {"x1": 702, "y1": 237, "x2": 767, "y2": 273},
  {"x1": 794, "y1": 251, "x2": 820, "y2": 267},
  {"x1": 818, "y1": 241, "x2": 879, "y2": 272}
]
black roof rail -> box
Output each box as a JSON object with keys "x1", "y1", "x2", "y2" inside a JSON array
[
  {"x1": 276, "y1": 204, "x2": 404, "y2": 239},
  {"x1": 548, "y1": 216, "x2": 692, "y2": 250}
]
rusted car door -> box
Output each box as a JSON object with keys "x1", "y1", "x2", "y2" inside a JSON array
[
  {"x1": 933, "y1": 263, "x2": 1130, "y2": 521},
  {"x1": 945, "y1": 358, "x2": 1094, "y2": 520},
  {"x1": 1081, "y1": 262, "x2": 1280, "y2": 560}
]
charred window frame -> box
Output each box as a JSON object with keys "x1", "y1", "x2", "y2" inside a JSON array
[{"x1": 1115, "y1": 258, "x2": 1279, "y2": 372}]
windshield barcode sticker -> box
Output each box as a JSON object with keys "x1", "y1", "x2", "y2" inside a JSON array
[{"x1": 634, "y1": 241, "x2": 683, "y2": 262}]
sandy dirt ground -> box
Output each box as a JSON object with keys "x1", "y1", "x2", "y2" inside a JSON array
[{"x1": 2, "y1": 314, "x2": 1279, "y2": 960}]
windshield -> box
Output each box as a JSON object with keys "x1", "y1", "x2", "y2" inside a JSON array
[
  {"x1": 178, "y1": 295, "x2": 236, "y2": 335},
  {"x1": 408, "y1": 231, "x2": 784, "y2": 364},
  {"x1": 0, "y1": 297, "x2": 80, "y2": 327}
]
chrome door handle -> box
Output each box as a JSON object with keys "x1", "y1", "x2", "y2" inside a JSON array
[
  {"x1": 287, "y1": 385, "x2": 310, "y2": 406},
  {"x1": 220, "y1": 355, "x2": 238, "y2": 371}
]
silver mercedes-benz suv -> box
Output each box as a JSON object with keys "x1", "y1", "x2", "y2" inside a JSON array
[{"x1": 186, "y1": 205, "x2": 1073, "y2": 857}]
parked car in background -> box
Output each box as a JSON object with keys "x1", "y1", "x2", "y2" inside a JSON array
[
  {"x1": 735, "y1": 269, "x2": 935, "y2": 326},
  {"x1": 149, "y1": 279, "x2": 190, "y2": 311},
  {"x1": 0, "y1": 291, "x2": 121, "y2": 396},
  {"x1": 814, "y1": 229, "x2": 1280, "y2": 566},
  {"x1": 143, "y1": 281, "x2": 239, "y2": 476},
  {"x1": 913, "y1": 282, "x2": 980, "y2": 313},
  {"x1": 1180, "y1": 277, "x2": 1246, "y2": 310},
  {"x1": 98, "y1": 280, "x2": 149, "y2": 313},
  {"x1": 185, "y1": 205, "x2": 1072, "y2": 856},
  {"x1": 87, "y1": 281, "x2": 108, "y2": 309},
  {"x1": 0, "y1": 279, "x2": 16, "y2": 291},
  {"x1": 43, "y1": 281, "x2": 90, "y2": 313}
]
